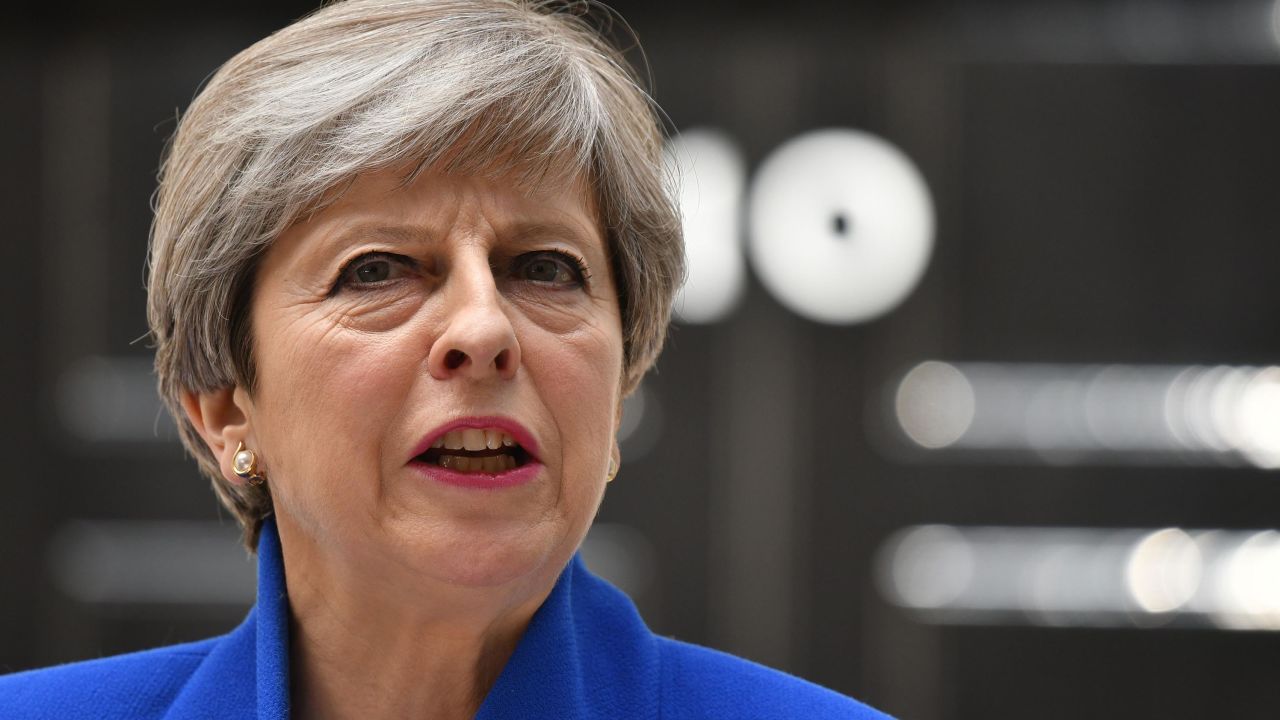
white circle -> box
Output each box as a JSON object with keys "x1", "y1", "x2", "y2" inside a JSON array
[
  {"x1": 1125, "y1": 528, "x2": 1201, "y2": 614},
  {"x1": 665, "y1": 129, "x2": 747, "y2": 324},
  {"x1": 1219, "y1": 531, "x2": 1280, "y2": 629},
  {"x1": 747, "y1": 129, "x2": 935, "y2": 324},
  {"x1": 895, "y1": 361, "x2": 976, "y2": 449},
  {"x1": 885, "y1": 525, "x2": 974, "y2": 609},
  {"x1": 1236, "y1": 367, "x2": 1280, "y2": 469}
]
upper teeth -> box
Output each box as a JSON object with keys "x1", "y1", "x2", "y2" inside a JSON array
[{"x1": 432, "y1": 429, "x2": 518, "y2": 452}]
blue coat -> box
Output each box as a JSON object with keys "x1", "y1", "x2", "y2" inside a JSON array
[{"x1": 0, "y1": 520, "x2": 891, "y2": 719}]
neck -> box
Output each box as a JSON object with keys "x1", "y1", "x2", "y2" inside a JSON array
[
  {"x1": 275, "y1": 524, "x2": 555, "y2": 720},
  {"x1": 289, "y1": 601, "x2": 530, "y2": 720}
]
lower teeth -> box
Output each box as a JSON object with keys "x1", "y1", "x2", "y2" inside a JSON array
[{"x1": 438, "y1": 454, "x2": 516, "y2": 472}]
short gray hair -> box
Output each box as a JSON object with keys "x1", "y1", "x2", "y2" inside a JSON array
[{"x1": 147, "y1": 0, "x2": 684, "y2": 550}]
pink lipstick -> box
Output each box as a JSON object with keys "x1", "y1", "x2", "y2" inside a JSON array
[{"x1": 407, "y1": 416, "x2": 543, "y2": 489}]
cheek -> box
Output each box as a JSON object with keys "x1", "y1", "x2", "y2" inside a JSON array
[
  {"x1": 253, "y1": 314, "x2": 410, "y2": 501},
  {"x1": 529, "y1": 320, "x2": 624, "y2": 461}
]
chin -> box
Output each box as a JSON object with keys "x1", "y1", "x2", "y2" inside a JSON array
[{"x1": 397, "y1": 518, "x2": 576, "y2": 590}]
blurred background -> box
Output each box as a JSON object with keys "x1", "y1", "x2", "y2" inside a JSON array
[{"x1": 4, "y1": 1, "x2": 1280, "y2": 717}]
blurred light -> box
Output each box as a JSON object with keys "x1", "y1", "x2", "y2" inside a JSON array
[
  {"x1": 747, "y1": 129, "x2": 934, "y2": 325},
  {"x1": 1208, "y1": 366, "x2": 1250, "y2": 452},
  {"x1": 580, "y1": 522, "x2": 658, "y2": 601},
  {"x1": 1236, "y1": 367, "x2": 1280, "y2": 468},
  {"x1": 1181, "y1": 366, "x2": 1233, "y2": 452},
  {"x1": 895, "y1": 362, "x2": 975, "y2": 449},
  {"x1": 665, "y1": 129, "x2": 746, "y2": 324},
  {"x1": 56, "y1": 355, "x2": 174, "y2": 443},
  {"x1": 1216, "y1": 531, "x2": 1280, "y2": 630},
  {"x1": 1273, "y1": 0, "x2": 1280, "y2": 48},
  {"x1": 617, "y1": 381, "x2": 662, "y2": 461},
  {"x1": 878, "y1": 524, "x2": 1280, "y2": 630},
  {"x1": 891, "y1": 361, "x2": 1280, "y2": 469},
  {"x1": 882, "y1": 525, "x2": 974, "y2": 609},
  {"x1": 1125, "y1": 528, "x2": 1201, "y2": 613},
  {"x1": 49, "y1": 521, "x2": 254, "y2": 605}
]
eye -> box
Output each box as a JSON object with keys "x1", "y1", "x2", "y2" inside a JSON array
[
  {"x1": 511, "y1": 251, "x2": 589, "y2": 288},
  {"x1": 333, "y1": 252, "x2": 417, "y2": 292}
]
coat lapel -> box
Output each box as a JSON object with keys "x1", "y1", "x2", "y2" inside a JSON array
[
  {"x1": 475, "y1": 556, "x2": 661, "y2": 720},
  {"x1": 254, "y1": 520, "x2": 291, "y2": 719},
  {"x1": 164, "y1": 520, "x2": 658, "y2": 720}
]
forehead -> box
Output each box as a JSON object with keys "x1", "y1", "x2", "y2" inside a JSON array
[{"x1": 300, "y1": 165, "x2": 603, "y2": 242}]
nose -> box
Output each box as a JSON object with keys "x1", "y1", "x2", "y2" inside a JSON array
[{"x1": 427, "y1": 258, "x2": 521, "y2": 382}]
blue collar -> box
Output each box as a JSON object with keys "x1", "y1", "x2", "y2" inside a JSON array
[{"x1": 163, "y1": 518, "x2": 659, "y2": 719}]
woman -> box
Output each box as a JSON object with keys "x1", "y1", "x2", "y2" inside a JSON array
[{"x1": 1, "y1": 1, "x2": 890, "y2": 718}]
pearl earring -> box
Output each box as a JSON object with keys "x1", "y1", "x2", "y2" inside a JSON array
[
  {"x1": 232, "y1": 441, "x2": 266, "y2": 485},
  {"x1": 606, "y1": 457, "x2": 619, "y2": 483}
]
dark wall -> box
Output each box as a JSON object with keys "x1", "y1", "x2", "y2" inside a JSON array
[{"x1": 3, "y1": 3, "x2": 1278, "y2": 718}]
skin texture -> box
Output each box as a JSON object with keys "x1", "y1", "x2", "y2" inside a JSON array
[{"x1": 181, "y1": 167, "x2": 624, "y2": 719}]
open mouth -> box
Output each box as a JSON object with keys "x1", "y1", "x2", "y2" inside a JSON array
[{"x1": 414, "y1": 428, "x2": 532, "y2": 473}]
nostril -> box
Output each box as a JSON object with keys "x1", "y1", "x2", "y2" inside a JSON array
[
  {"x1": 444, "y1": 349, "x2": 468, "y2": 370},
  {"x1": 494, "y1": 349, "x2": 510, "y2": 371}
]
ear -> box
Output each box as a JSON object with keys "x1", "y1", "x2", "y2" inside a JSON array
[{"x1": 180, "y1": 386, "x2": 255, "y2": 486}]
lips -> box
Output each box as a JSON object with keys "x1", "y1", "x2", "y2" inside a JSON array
[
  {"x1": 415, "y1": 427, "x2": 531, "y2": 472},
  {"x1": 408, "y1": 417, "x2": 542, "y2": 488}
]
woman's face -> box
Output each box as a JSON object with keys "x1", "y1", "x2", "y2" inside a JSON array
[{"x1": 241, "y1": 167, "x2": 623, "y2": 591}]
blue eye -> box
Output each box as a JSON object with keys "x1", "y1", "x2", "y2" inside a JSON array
[{"x1": 513, "y1": 251, "x2": 589, "y2": 287}]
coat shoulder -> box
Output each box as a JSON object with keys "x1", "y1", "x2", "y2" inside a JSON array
[
  {"x1": 656, "y1": 637, "x2": 894, "y2": 720},
  {"x1": 0, "y1": 638, "x2": 218, "y2": 720}
]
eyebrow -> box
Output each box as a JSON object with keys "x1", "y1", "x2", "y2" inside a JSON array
[
  {"x1": 506, "y1": 221, "x2": 600, "y2": 246},
  {"x1": 324, "y1": 224, "x2": 432, "y2": 249}
]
